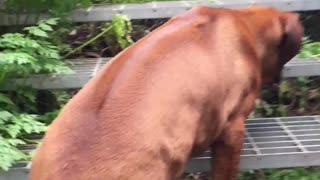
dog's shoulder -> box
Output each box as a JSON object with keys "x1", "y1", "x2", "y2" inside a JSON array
[{"x1": 164, "y1": 6, "x2": 242, "y2": 39}]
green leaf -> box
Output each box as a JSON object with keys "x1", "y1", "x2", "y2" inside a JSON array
[
  {"x1": 0, "y1": 52, "x2": 37, "y2": 65},
  {"x1": 24, "y1": 27, "x2": 48, "y2": 38},
  {"x1": 111, "y1": 14, "x2": 133, "y2": 49},
  {"x1": 6, "y1": 125, "x2": 21, "y2": 138},
  {"x1": 44, "y1": 18, "x2": 59, "y2": 25},
  {"x1": 279, "y1": 81, "x2": 290, "y2": 94},
  {"x1": 299, "y1": 40, "x2": 320, "y2": 59},
  {"x1": 0, "y1": 93, "x2": 14, "y2": 105},
  {"x1": 0, "y1": 111, "x2": 14, "y2": 123},
  {"x1": 0, "y1": 136, "x2": 27, "y2": 171},
  {"x1": 38, "y1": 23, "x2": 53, "y2": 31}
]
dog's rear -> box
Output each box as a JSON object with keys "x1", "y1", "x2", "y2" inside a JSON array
[{"x1": 30, "y1": 6, "x2": 303, "y2": 180}]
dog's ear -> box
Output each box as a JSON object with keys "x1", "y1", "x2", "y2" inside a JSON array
[{"x1": 278, "y1": 13, "x2": 304, "y2": 64}]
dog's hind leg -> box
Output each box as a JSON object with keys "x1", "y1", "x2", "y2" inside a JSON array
[{"x1": 210, "y1": 117, "x2": 246, "y2": 180}]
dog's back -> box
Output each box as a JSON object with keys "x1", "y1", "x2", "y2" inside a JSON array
[
  {"x1": 30, "y1": 7, "x2": 243, "y2": 179},
  {"x1": 30, "y1": 6, "x2": 303, "y2": 180},
  {"x1": 30, "y1": 8, "x2": 214, "y2": 179}
]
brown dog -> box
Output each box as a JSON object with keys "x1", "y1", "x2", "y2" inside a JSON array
[{"x1": 30, "y1": 5, "x2": 303, "y2": 180}]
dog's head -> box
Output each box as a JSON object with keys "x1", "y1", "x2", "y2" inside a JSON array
[{"x1": 240, "y1": 6, "x2": 304, "y2": 86}]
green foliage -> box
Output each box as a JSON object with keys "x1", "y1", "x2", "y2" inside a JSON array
[
  {"x1": 0, "y1": 91, "x2": 43, "y2": 171},
  {"x1": 104, "y1": 14, "x2": 134, "y2": 55},
  {"x1": 0, "y1": 18, "x2": 72, "y2": 171},
  {"x1": 0, "y1": 10, "x2": 133, "y2": 172},
  {"x1": 111, "y1": 14, "x2": 134, "y2": 49},
  {"x1": 239, "y1": 168, "x2": 320, "y2": 180},
  {"x1": 0, "y1": 108, "x2": 46, "y2": 170},
  {"x1": 0, "y1": 91, "x2": 56, "y2": 171},
  {"x1": 0, "y1": 18, "x2": 72, "y2": 83},
  {"x1": 299, "y1": 38, "x2": 320, "y2": 58},
  {"x1": 5, "y1": 0, "x2": 91, "y2": 17},
  {"x1": 266, "y1": 168, "x2": 320, "y2": 180},
  {"x1": 0, "y1": 136, "x2": 26, "y2": 171},
  {"x1": 65, "y1": 14, "x2": 134, "y2": 57}
]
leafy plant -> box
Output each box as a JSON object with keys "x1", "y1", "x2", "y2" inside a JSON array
[
  {"x1": 65, "y1": 14, "x2": 134, "y2": 57},
  {"x1": 299, "y1": 38, "x2": 320, "y2": 58},
  {"x1": 239, "y1": 168, "x2": 320, "y2": 180},
  {"x1": 0, "y1": 18, "x2": 72, "y2": 170},
  {"x1": 4, "y1": 0, "x2": 92, "y2": 25},
  {"x1": 0, "y1": 97, "x2": 47, "y2": 170},
  {"x1": 104, "y1": 14, "x2": 134, "y2": 55},
  {"x1": 0, "y1": 11, "x2": 133, "y2": 171},
  {"x1": 266, "y1": 168, "x2": 320, "y2": 180},
  {"x1": 0, "y1": 18, "x2": 72, "y2": 84}
]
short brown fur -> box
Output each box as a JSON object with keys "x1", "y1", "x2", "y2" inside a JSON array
[{"x1": 30, "y1": 5, "x2": 303, "y2": 180}]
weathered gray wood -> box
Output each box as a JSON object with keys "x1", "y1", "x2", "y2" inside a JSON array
[
  {"x1": 2, "y1": 57, "x2": 319, "y2": 90},
  {"x1": 1, "y1": 0, "x2": 320, "y2": 25}
]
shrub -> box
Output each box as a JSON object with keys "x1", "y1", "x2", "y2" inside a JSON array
[{"x1": 0, "y1": 18, "x2": 72, "y2": 170}]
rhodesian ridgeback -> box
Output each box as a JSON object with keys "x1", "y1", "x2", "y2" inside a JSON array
[{"x1": 30, "y1": 5, "x2": 303, "y2": 180}]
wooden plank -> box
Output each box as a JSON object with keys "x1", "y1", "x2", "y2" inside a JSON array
[{"x1": 1, "y1": 0, "x2": 320, "y2": 25}]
